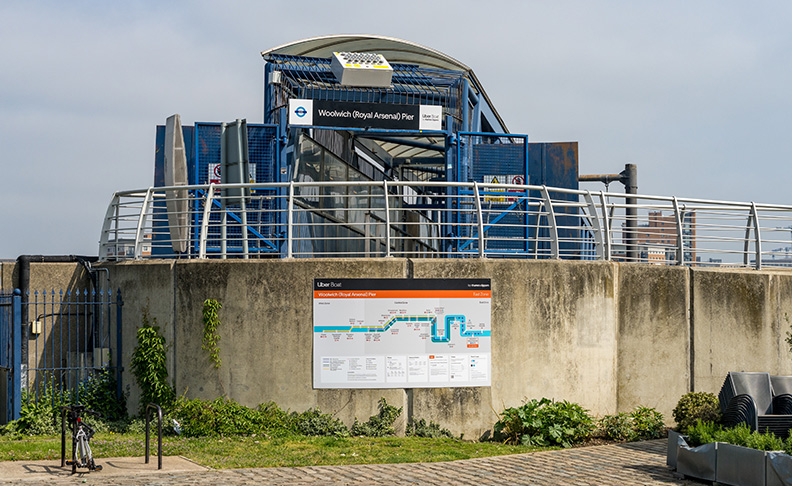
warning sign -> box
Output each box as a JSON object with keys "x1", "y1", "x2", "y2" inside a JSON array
[
  {"x1": 209, "y1": 163, "x2": 221, "y2": 184},
  {"x1": 208, "y1": 163, "x2": 256, "y2": 185},
  {"x1": 482, "y1": 175, "x2": 527, "y2": 204}
]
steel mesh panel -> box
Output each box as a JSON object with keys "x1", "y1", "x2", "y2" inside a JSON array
[
  {"x1": 467, "y1": 137, "x2": 527, "y2": 253},
  {"x1": 194, "y1": 124, "x2": 279, "y2": 255},
  {"x1": 470, "y1": 143, "x2": 525, "y2": 184}
]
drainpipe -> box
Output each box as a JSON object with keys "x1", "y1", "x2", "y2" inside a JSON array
[
  {"x1": 579, "y1": 164, "x2": 638, "y2": 261},
  {"x1": 15, "y1": 255, "x2": 98, "y2": 368},
  {"x1": 621, "y1": 164, "x2": 638, "y2": 261}
]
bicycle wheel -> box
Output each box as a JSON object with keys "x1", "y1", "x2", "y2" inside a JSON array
[{"x1": 78, "y1": 437, "x2": 89, "y2": 468}]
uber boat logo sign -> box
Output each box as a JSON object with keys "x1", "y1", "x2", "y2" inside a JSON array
[
  {"x1": 288, "y1": 99, "x2": 442, "y2": 131},
  {"x1": 289, "y1": 99, "x2": 313, "y2": 126},
  {"x1": 419, "y1": 105, "x2": 442, "y2": 131}
]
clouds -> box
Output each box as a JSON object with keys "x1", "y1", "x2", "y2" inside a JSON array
[{"x1": 1, "y1": 1, "x2": 790, "y2": 257}]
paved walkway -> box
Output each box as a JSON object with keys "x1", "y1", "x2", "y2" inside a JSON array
[{"x1": 0, "y1": 439, "x2": 698, "y2": 485}]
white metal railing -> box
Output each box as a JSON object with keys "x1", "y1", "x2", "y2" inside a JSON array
[{"x1": 98, "y1": 181, "x2": 792, "y2": 269}]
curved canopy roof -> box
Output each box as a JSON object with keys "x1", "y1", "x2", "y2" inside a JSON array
[
  {"x1": 262, "y1": 34, "x2": 472, "y2": 73},
  {"x1": 262, "y1": 35, "x2": 508, "y2": 133}
]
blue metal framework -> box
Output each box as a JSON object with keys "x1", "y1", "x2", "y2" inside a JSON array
[
  {"x1": 152, "y1": 123, "x2": 281, "y2": 257},
  {"x1": 263, "y1": 53, "x2": 465, "y2": 130}
]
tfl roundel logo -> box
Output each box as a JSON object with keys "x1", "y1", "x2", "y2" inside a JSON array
[{"x1": 288, "y1": 99, "x2": 313, "y2": 125}]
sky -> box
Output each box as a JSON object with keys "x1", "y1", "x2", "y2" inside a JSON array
[{"x1": 2, "y1": 1, "x2": 791, "y2": 258}]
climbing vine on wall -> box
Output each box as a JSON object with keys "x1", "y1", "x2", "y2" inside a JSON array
[{"x1": 202, "y1": 299, "x2": 223, "y2": 368}]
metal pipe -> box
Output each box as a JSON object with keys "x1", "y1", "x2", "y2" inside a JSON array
[
  {"x1": 15, "y1": 255, "x2": 98, "y2": 376},
  {"x1": 578, "y1": 173, "x2": 622, "y2": 184},
  {"x1": 622, "y1": 164, "x2": 639, "y2": 261}
]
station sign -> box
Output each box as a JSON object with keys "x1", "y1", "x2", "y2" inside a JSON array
[{"x1": 289, "y1": 99, "x2": 442, "y2": 131}]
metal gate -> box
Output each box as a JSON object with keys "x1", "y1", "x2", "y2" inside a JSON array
[
  {"x1": 0, "y1": 289, "x2": 122, "y2": 424},
  {"x1": 455, "y1": 132, "x2": 530, "y2": 255},
  {"x1": 0, "y1": 291, "x2": 21, "y2": 424}
]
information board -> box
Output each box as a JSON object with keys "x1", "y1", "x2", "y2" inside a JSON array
[{"x1": 313, "y1": 278, "x2": 491, "y2": 389}]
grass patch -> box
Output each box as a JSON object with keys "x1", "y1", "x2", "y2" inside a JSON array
[{"x1": 0, "y1": 432, "x2": 549, "y2": 468}]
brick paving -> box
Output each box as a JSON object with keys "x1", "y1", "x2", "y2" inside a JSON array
[{"x1": 0, "y1": 439, "x2": 699, "y2": 485}]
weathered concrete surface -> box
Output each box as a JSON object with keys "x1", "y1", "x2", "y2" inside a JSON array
[
  {"x1": 691, "y1": 268, "x2": 792, "y2": 393},
  {"x1": 107, "y1": 261, "x2": 175, "y2": 412},
  {"x1": 0, "y1": 260, "x2": 14, "y2": 291},
  {"x1": 412, "y1": 259, "x2": 617, "y2": 438},
  {"x1": 0, "y1": 261, "x2": 91, "y2": 293},
  {"x1": 71, "y1": 258, "x2": 792, "y2": 437},
  {"x1": 617, "y1": 264, "x2": 689, "y2": 415},
  {"x1": 172, "y1": 259, "x2": 409, "y2": 428}
]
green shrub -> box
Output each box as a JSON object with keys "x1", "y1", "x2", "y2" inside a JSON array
[
  {"x1": 14, "y1": 387, "x2": 61, "y2": 436},
  {"x1": 170, "y1": 397, "x2": 350, "y2": 438},
  {"x1": 130, "y1": 311, "x2": 175, "y2": 415},
  {"x1": 494, "y1": 398, "x2": 594, "y2": 448},
  {"x1": 683, "y1": 420, "x2": 786, "y2": 451},
  {"x1": 598, "y1": 406, "x2": 665, "y2": 442},
  {"x1": 406, "y1": 418, "x2": 454, "y2": 439},
  {"x1": 171, "y1": 396, "x2": 282, "y2": 437},
  {"x1": 673, "y1": 392, "x2": 721, "y2": 433},
  {"x1": 630, "y1": 406, "x2": 665, "y2": 440},
  {"x1": 686, "y1": 419, "x2": 721, "y2": 446},
  {"x1": 291, "y1": 408, "x2": 349, "y2": 437},
  {"x1": 350, "y1": 398, "x2": 402, "y2": 437},
  {"x1": 78, "y1": 366, "x2": 127, "y2": 422},
  {"x1": 599, "y1": 413, "x2": 635, "y2": 441},
  {"x1": 743, "y1": 427, "x2": 784, "y2": 451}
]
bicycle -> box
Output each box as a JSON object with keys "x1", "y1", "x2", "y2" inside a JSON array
[{"x1": 62, "y1": 405, "x2": 103, "y2": 473}]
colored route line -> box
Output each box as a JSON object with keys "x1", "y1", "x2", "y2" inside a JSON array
[{"x1": 314, "y1": 315, "x2": 491, "y2": 342}]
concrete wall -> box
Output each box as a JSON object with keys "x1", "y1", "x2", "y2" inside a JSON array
[{"x1": 85, "y1": 259, "x2": 792, "y2": 438}]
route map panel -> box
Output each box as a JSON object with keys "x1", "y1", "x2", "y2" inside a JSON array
[{"x1": 313, "y1": 278, "x2": 491, "y2": 389}]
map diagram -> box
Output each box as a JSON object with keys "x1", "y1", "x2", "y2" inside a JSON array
[{"x1": 313, "y1": 278, "x2": 491, "y2": 389}]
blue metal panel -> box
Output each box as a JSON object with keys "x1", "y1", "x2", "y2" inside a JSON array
[
  {"x1": 528, "y1": 142, "x2": 580, "y2": 258},
  {"x1": 152, "y1": 123, "x2": 280, "y2": 257},
  {"x1": 12, "y1": 291, "x2": 20, "y2": 422},
  {"x1": 455, "y1": 133, "x2": 529, "y2": 255}
]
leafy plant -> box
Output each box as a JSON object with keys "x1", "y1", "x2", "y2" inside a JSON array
[
  {"x1": 13, "y1": 385, "x2": 62, "y2": 436},
  {"x1": 687, "y1": 420, "x2": 785, "y2": 451},
  {"x1": 292, "y1": 408, "x2": 349, "y2": 437},
  {"x1": 685, "y1": 419, "x2": 720, "y2": 446},
  {"x1": 350, "y1": 398, "x2": 402, "y2": 437},
  {"x1": 202, "y1": 299, "x2": 223, "y2": 368},
  {"x1": 406, "y1": 418, "x2": 454, "y2": 439},
  {"x1": 78, "y1": 366, "x2": 127, "y2": 422},
  {"x1": 673, "y1": 392, "x2": 721, "y2": 433},
  {"x1": 494, "y1": 398, "x2": 594, "y2": 448},
  {"x1": 130, "y1": 310, "x2": 175, "y2": 414},
  {"x1": 630, "y1": 406, "x2": 665, "y2": 439},
  {"x1": 170, "y1": 396, "x2": 351, "y2": 438},
  {"x1": 599, "y1": 413, "x2": 635, "y2": 441},
  {"x1": 172, "y1": 396, "x2": 268, "y2": 437}
]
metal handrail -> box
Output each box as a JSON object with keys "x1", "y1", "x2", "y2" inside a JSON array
[{"x1": 99, "y1": 181, "x2": 792, "y2": 269}]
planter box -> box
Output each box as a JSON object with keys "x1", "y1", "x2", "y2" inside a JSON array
[
  {"x1": 668, "y1": 436, "x2": 792, "y2": 486},
  {"x1": 766, "y1": 452, "x2": 792, "y2": 486},
  {"x1": 676, "y1": 441, "x2": 717, "y2": 481},
  {"x1": 717, "y1": 443, "x2": 766, "y2": 486},
  {"x1": 667, "y1": 430, "x2": 687, "y2": 468}
]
